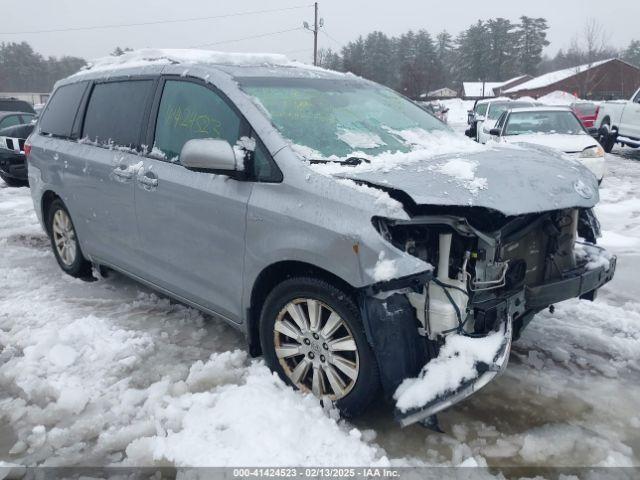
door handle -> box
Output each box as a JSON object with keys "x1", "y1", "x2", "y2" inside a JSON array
[{"x1": 113, "y1": 165, "x2": 134, "y2": 179}]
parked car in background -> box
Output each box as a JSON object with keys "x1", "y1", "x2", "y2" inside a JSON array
[
  {"x1": 465, "y1": 97, "x2": 493, "y2": 139},
  {"x1": 571, "y1": 101, "x2": 599, "y2": 130},
  {"x1": 422, "y1": 102, "x2": 449, "y2": 123},
  {"x1": 595, "y1": 87, "x2": 640, "y2": 152},
  {"x1": 0, "y1": 97, "x2": 36, "y2": 115},
  {"x1": 475, "y1": 99, "x2": 537, "y2": 144},
  {"x1": 0, "y1": 121, "x2": 35, "y2": 186},
  {"x1": 0, "y1": 111, "x2": 35, "y2": 131},
  {"x1": 488, "y1": 106, "x2": 605, "y2": 182},
  {"x1": 26, "y1": 50, "x2": 615, "y2": 427}
]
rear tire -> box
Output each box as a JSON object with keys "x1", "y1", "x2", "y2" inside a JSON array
[
  {"x1": 259, "y1": 276, "x2": 380, "y2": 417},
  {"x1": 598, "y1": 122, "x2": 616, "y2": 153},
  {"x1": 0, "y1": 173, "x2": 28, "y2": 187},
  {"x1": 46, "y1": 199, "x2": 92, "y2": 278}
]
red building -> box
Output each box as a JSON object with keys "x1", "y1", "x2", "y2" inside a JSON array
[{"x1": 504, "y1": 58, "x2": 640, "y2": 100}]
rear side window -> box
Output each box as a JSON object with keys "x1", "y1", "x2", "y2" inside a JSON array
[
  {"x1": 39, "y1": 83, "x2": 87, "y2": 138},
  {"x1": 153, "y1": 80, "x2": 241, "y2": 161},
  {"x1": 0, "y1": 115, "x2": 21, "y2": 130},
  {"x1": 83, "y1": 80, "x2": 154, "y2": 149},
  {"x1": 0, "y1": 99, "x2": 35, "y2": 114}
]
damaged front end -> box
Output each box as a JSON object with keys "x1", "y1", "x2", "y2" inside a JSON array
[{"x1": 358, "y1": 206, "x2": 616, "y2": 427}]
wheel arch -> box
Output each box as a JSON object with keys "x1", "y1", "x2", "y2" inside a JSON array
[
  {"x1": 41, "y1": 189, "x2": 62, "y2": 235},
  {"x1": 246, "y1": 260, "x2": 357, "y2": 357}
]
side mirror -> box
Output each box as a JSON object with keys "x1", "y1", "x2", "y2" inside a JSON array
[
  {"x1": 489, "y1": 128, "x2": 501, "y2": 136},
  {"x1": 180, "y1": 138, "x2": 240, "y2": 174}
]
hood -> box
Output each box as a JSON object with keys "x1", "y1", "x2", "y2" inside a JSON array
[
  {"x1": 335, "y1": 147, "x2": 599, "y2": 217},
  {"x1": 505, "y1": 133, "x2": 599, "y2": 153}
]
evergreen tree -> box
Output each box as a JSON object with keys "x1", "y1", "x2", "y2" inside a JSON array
[
  {"x1": 622, "y1": 40, "x2": 640, "y2": 67},
  {"x1": 435, "y1": 31, "x2": 455, "y2": 88},
  {"x1": 485, "y1": 18, "x2": 516, "y2": 80},
  {"x1": 514, "y1": 16, "x2": 550, "y2": 75}
]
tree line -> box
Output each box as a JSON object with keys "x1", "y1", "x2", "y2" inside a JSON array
[
  {"x1": 319, "y1": 17, "x2": 640, "y2": 99},
  {"x1": 0, "y1": 42, "x2": 86, "y2": 92}
]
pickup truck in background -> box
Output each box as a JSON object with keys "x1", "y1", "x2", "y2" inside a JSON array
[{"x1": 595, "y1": 87, "x2": 640, "y2": 152}]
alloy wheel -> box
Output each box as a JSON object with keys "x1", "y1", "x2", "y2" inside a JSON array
[
  {"x1": 273, "y1": 298, "x2": 359, "y2": 400},
  {"x1": 52, "y1": 209, "x2": 77, "y2": 266}
]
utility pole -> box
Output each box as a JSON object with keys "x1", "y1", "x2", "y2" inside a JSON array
[
  {"x1": 304, "y1": 2, "x2": 323, "y2": 66},
  {"x1": 313, "y1": 2, "x2": 318, "y2": 66}
]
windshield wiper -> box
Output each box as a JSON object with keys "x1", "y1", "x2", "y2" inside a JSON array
[{"x1": 309, "y1": 156, "x2": 371, "y2": 166}]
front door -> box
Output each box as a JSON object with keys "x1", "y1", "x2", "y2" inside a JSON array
[{"x1": 133, "y1": 78, "x2": 253, "y2": 321}]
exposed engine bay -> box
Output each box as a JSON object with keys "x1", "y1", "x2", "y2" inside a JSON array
[{"x1": 360, "y1": 206, "x2": 616, "y2": 426}]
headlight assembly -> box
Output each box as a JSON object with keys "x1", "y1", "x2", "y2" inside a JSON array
[{"x1": 580, "y1": 145, "x2": 604, "y2": 158}]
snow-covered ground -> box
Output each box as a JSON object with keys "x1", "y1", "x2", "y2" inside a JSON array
[{"x1": 1, "y1": 146, "x2": 639, "y2": 472}]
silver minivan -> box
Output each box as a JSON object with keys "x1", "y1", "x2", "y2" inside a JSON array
[{"x1": 26, "y1": 50, "x2": 615, "y2": 427}]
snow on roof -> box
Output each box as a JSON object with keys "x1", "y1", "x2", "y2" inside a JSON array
[
  {"x1": 78, "y1": 48, "x2": 295, "y2": 74},
  {"x1": 504, "y1": 59, "x2": 612, "y2": 93},
  {"x1": 462, "y1": 82, "x2": 503, "y2": 97},
  {"x1": 462, "y1": 76, "x2": 529, "y2": 98}
]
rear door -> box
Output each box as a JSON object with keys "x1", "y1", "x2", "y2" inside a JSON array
[
  {"x1": 621, "y1": 90, "x2": 640, "y2": 139},
  {"x1": 65, "y1": 79, "x2": 156, "y2": 269},
  {"x1": 133, "y1": 77, "x2": 254, "y2": 321}
]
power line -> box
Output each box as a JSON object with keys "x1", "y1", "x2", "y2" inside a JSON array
[
  {"x1": 0, "y1": 4, "x2": 313, "y2": 35},
  {"x1": 321, "y1": 29, "x2": 341, "y2": 48},
  {"x1": 192, "y1": 27, "x2": 304, "y2": 48}
]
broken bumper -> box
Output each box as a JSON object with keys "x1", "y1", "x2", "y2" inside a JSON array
[{"x1": 395, "y1": 312, "x2": 513, "y2": 428}]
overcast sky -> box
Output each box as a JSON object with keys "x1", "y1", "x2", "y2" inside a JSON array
[{"x1": 2, "y1": 0, "x2": 638, "y2": 63}]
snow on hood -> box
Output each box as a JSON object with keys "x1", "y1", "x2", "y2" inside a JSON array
[
  {"x1": 505, "y1": 133, "x2": 599, "y2": 153},
  {"x1": 304, "y1": 130, "x2": 598, "y2": 216}
]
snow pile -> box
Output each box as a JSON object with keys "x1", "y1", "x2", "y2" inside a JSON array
[
  {"x1": 337, "y1": 130, "x2": 386, "y2": 149},
  {"x1": 432, "y1": 158, "x2": 488, "y2": 195},
  {"x1": 124, "y1": 353, "x2": 389, "y2": 466},
  {"x1": 76, "y1": 48, "x2": 292, "y2": 75},
  {"x1": 536, "y1": 90, "x2": 579, "y2": 106},
  {"x1": 370, "y1": 252, "x2": 398, "y2": 282},
  {"x1": 394, "y1": 330, "x2": 506, "y2": 412}
]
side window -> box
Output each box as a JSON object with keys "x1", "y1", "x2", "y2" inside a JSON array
[
  {"x1": 153, "y1": 80, "x2": 241, "y2": 162},
  {"x1": 495, "y1": 112, "x2": 507, "y2": 130},
  {"x1": 82, "y1": 80, "x2": 154, "y2": 149},
  {"x1": 476, "y1": 103, "x2": 488, "y2": 116},
  {"x1": 38, "y1": 82, "x2": 87, "y2": 138},
  {"x1": 20, "y1": 114, "x2": 35, "y2": 124},
  {"x1": 252, "y1": 139, "x2": 282, "y2": 182},
  {"x1": 0, "y1": 115, "x2": 20, "y2": 130},
  {"x1": 634, "y1": 91, "x2": 640, "y2": 104}
]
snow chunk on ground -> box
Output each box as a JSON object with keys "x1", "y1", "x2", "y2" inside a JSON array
[
  {"x1": 126, "y1": 353, "x2": 389, "y2": 467},
  {"x1": 394, "y1": 330, "x2": 505, "y2": 412},
  {"x1": 371, "y1": 252, "x2": 398, "y2": 282},
  {"x1": 337, "y1": 130, "x2": 386, "y2": 149}
]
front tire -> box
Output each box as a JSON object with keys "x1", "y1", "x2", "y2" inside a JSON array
[
  {"x1": 46, "y1": 199, "x2": 92, "y2": 278},
  {"x1": 259, "y1": 277, "x2": 380, "y2": 417},
  {"x1": 598, "y1": 122, "x2": 616, "y2": 153}
]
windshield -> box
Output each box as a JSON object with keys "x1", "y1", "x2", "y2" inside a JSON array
[
  {"x1": 487, "y1": 101, "x2": 535, "y2": 120},
  {"x1": 504, "y1": 110, "x2": 587, "y2": 136},
  {"x1": 475, "y1": 103, "x2": 488, "y2": 116},
  {"x1": 572, "y1": 103, "x2": 598, "y2": 116},
  {"x1": 239, "y1": 77, "x2": 449, "y2": 158}
]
